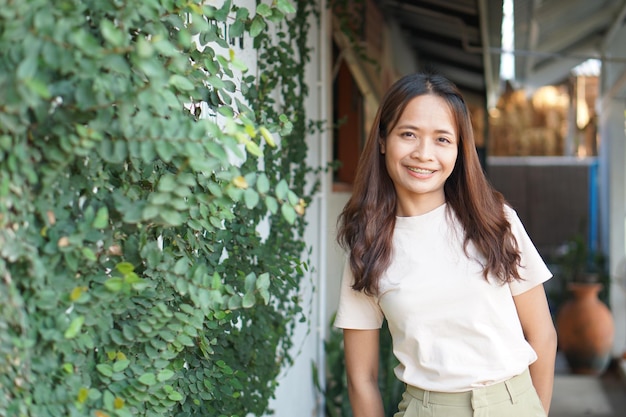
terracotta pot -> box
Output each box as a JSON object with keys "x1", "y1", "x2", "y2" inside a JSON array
[{"x1": 556, "y1": 283, "x2": 614, "y2": 375}]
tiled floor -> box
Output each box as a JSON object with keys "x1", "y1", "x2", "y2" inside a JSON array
[{"x1": 550, "y1": 355, "x2": 626, "y2": 417}]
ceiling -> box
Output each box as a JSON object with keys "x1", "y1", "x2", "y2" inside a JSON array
[
  {"x1": 377, "y1": 0, "x2": 504, "y2": 107},
  {"x1": 377, "y1": 0, "x2": 626, "y2": 105},
  {"x1": 514, "y1": 0, "x2": 626, "y2": 91}
]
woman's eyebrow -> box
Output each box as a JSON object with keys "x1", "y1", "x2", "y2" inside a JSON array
[{"x1": 395, "y1": 124, "x2": 454, "y2": 135}]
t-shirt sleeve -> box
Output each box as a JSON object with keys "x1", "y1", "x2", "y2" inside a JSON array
[
  {"x1": 333, "y1": 259, "x2": 384, "y2": 329},
  {"x1": 505, "y1": 205, "x2": 553, "y2": 296}
]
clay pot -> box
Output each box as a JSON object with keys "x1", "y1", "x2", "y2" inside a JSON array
[{"x1": 556, "y1": 283, "x2": 614, "y2": 375}]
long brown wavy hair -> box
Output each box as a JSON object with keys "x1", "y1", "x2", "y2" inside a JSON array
[{"x1": 336, "y1": 72, "x2": 522, "y2": 295}]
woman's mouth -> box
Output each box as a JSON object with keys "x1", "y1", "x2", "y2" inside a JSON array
[{"x1": 407, "y1": 167, "x2": 434, "y2": 174}]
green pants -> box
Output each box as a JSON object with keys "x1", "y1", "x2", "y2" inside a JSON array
[{"x1": 394, "y1": 370, "x2": 547, "y2": 417}]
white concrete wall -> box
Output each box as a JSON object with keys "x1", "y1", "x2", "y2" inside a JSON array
[
  {"x1": 268, "y1": 1, "x2": 331, "y2": 415},
  {"x1": 326, "y1": 192, "x2": 351, "y2": 324},
  {"x1": 598, "y1": 25, "x2": 626, "y2": 357},
  {"x1": 595, "y1": 99, "x2": 625, "y2": 357}
]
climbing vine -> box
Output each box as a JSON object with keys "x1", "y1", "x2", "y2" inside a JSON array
[{"x1": 0, "y1": 0, "x2": 318, "y2": 416}]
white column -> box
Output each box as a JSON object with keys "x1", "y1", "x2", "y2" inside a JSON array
[
  {"x1": 598, "y1": 91, "x2": 626, "y2": 357},
  {"x1": 268, "y1": 1, "x2": 330, "y2": 415}
]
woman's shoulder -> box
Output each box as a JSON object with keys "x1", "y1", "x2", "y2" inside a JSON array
[
  {"x1": 501, "y1": 203, "x2": 533, "y2": 237},
  {"x1": 502, "y1": 203, "x2": 519, "y2": 220}
]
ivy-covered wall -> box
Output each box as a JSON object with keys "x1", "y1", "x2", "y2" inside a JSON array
[{"x1": 0, "y1": 0, "x2": 319, "y2": 416}]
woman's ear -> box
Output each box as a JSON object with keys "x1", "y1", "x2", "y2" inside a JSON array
[{"x1": 379, "y1": 140, "x2": 386, "y2": 154}]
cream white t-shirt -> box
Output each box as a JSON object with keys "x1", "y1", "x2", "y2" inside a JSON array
[{"x1": 334, "y1": 203, "x2": 552, "y2": 392}]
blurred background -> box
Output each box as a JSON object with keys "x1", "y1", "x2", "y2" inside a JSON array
[{"x1": 231, "y1": 0, "x2": 626, "y2": 414}]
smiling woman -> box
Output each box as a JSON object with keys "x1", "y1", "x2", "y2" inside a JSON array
[{"x1": 335, "y1": 71, "x2": 557, "y2": 417}]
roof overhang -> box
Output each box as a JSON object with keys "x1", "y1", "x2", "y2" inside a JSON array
[
  {"x1": 377, "y1": 0, "x2": 504, "y2": 107},
  {"x1": 376, "y1": 0, "x2": 626, "y2": 105},
  {"x1": 514, "y1": 0, "x2": 626, "y2": 91}
]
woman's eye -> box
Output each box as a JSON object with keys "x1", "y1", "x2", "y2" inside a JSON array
[
  {"x1": 438, "y1": 137, "x2": 451, "y2": 143},
  {"x1": 401, "y1": 132, "x2": 415, "y2": 138}
]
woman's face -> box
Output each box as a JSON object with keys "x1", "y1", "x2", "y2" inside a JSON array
[{"x1": 381, "y1": 94, "x2": 458, "y2": 216}]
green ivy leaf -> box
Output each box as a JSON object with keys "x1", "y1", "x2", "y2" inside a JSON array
[
  {"x1": 229, "y1": 20, "x2": 244, "y2": 38},
  {"x1": 168, "y1": 391, "x2": 183, "y2": 401},
  {"x1": 92, "y1": 206, "x2": 109, "y2": 229},
  {"x1": 155, "y1": 141, "x2": 177, "y2": 162},
  {"x1": 231, "y1": 57, "x2": 248, "y2": 72},
  {"x1": 142, "y1": 204, "x2": 160, "y2": 220},
  {"x1": 113, "y1": 360, "x2": 130, "y2": 373},
  {"x1": 275, "y1": 179, "x2": 289, "y2": 200},
  {"x1": 176, "y1": 277, "x2": 189, "y2": 295},
  {"x1": 158, "y1": 174, "x2": 178, "y2": 192},
  {"x1": 173, "y1": 258, "x2": 189, "y2": 275},
  {"x1": 104, "y1": 277, "x2": 124, "y2": 292},
  {"x1": 276, "y1": 0, "x2": 297, "y2": 14},
  {"x1": 64, "y1": 316, "x2": 85, "y2": 339},
  {"x1": 100, "y1": 20, "x2": 125, "y2": 46},
  {"x1": 138, "y1": 373, "x2": 157, "y2": 386},
  {"x1": 211, "y1": 272, "x2": 222, "y2": 289},
  {"x1": 242, "y1": 292, "x2": 255, "y2": 309},
  {"x1": 265, "y1": 196, "x2": 278, "y2": 214},
  {"x1": 287, "y1": 190, "x2": 299, "y2": 206},
  {"x1": 250, "y1": 15, "x2": 266, "y2": 38},
  {"x1": 136, "y1": 36, "x2": 154, "y2": 58},
  {"x1": 160, "y1": 208, "x2": 184, "y2": 226},
  {"x1": 218, "y1": 106, "x2": 234, "y2": 118},
  {"x1": 23, "y1": 78, "x2": 51, "y2": 99},
  {"x1": 256, "y1": 3, "x2": 272, "y2": 17},
  {"x1": 228, "y1": 294, "x2": 242, "y2": 309},
  {"x1": 169, "y1": 74, "x2": 194, "y2": 91},
  {"x1": 176, "y1": 334, "x2": 194, "y2": 346},
  {"x1": 157, "y1": 369, "x2": 175, "y2": 382},
  {"x1": 96, "y1": 364, "x2": 114, "y2": 378},
  {"x1": 82, "y1": 247, "x2": 97, "y2": 262},
  {"x1": 244, "y1": 273, "x2": 256, "y2": 292},
  {"x1": 256, "y1": 173, "x2": 270, "y2": 194},
  {"x1": 226, "y1": 186, "x2": 243, "y2": 202},
  {"x1": 116, "y1": 262, "x2": 135, "y2": 274},
  {"x1": 281, "y1": 203, "x2": 296, "y2": 224},
  {"x1": 208, "y1": 75, "x2": 226, "y2": 89},
  {"x1": 16, "y1": 54, "x2": 37, "y2": 79},
  {"x1": 124, "y1": 272, "x2": 140, "y2": 284},
  {"x1": 245, "y1": 140, "x2": 263, "y2": 157},
  {"x1": 258, "y1": 288, "x2": 270, "y2": 305},
  {"x1": 256, "y1": 273, "x2": 270, "y2": 290},
  {"x1": 243, "y1": 188, "x2": 259, "y2": 209}
]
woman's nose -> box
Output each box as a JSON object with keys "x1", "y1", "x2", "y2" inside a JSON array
[{"x1": 411, "y1": 138, "x2": 432, "y2": 159}]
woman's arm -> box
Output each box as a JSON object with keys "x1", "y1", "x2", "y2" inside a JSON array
[
  {"x1": 343, "y1": 328, "x2": 385, "y2": 417},
  {"x1": 513, "y1": 284, "x2": 558, "y2": 415}
]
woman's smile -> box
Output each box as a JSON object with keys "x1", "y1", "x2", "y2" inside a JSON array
[{"x1": 406, "y1": 166, "x2": 435, "y2": 175}]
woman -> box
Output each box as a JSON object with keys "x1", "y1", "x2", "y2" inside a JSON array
[{"x1": 334, "y1": 72, "x2": 557, "y2": 417}]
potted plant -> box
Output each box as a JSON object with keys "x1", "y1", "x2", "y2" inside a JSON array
[{"x1": 554, "y1": 234, "x2": 615, "y2": 375}]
